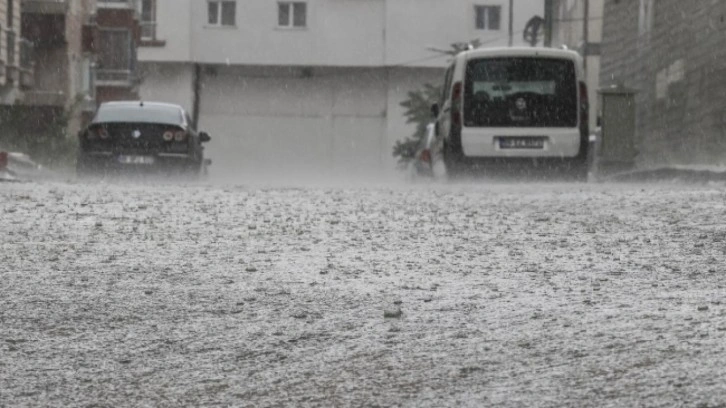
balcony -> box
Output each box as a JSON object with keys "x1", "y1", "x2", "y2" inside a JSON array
[
  {"x1": 21, "y1": 12, "x2": 66, "y2": 50},
  {"x1": 97, "y1": 0, "x2": 138, "y2": 10},
  {"x1": 21, "y1": 90, "x2": 66, "y2": 106},
  {"x1": 96, "y1": 69, "x2": 138, "y2": 87},
  {"x1": 21, "y1": 0, "x2": 69, "y2": 14}
]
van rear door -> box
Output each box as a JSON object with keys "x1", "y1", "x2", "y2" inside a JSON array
[{"x1": 463, "y1": 57, "x2": 578, "y2": 129}]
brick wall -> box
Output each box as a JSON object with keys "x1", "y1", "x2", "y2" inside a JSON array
[{"x1": 600, "y1": 0, "x2": 726, "y2": 167}]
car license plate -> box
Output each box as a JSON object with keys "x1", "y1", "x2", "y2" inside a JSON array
[
  {"x1": 499, "y1": 137, "x2": 546, "y2": 149},
  {"x1": 118, "y1": 155, "x2": 155, "y2": 165}
]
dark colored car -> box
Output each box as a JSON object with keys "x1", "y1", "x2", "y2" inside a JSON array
[{"x1": 77, "y1": 101, "x2": 211, "y2": 177}]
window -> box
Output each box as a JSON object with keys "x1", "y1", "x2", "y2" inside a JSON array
[
  {"x1": 638, "y1": 0, "x2": 654, "y2": 35},
  {"x1": 208, "y1": 0, "x2": 236, "y2": 27},
  {"x1": 97, "y1": 29, "x2": 135, "y2": 82},
  {"x1": 140, "y1": 0, "x2": 157, "y2": 40},
  {"x1": 80, "y1": 56, "x2": 96, "y2": 100},
  {"x1": 475, "y1": 5, "x2": 501, "y2": 31},
  {"x1": 278, "y1": 2, "x2": 307, "y2": 28},
  {"x1": 464, "y1": 57, "x2": 577, "y2": 128},
  {"x1": 7, "y1": 0, "x2": 13, "y2": 28},
  {"x1": 441, "y1": 65, "x2": 454, "y2": 104}
]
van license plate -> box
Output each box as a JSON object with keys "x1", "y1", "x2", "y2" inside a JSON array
[
  {"x1": 499, "y1": 137, "x2": 545, "y2": 149},
  {"x1": 118, "y1": 155, "x2": 155, "y2": 165}
]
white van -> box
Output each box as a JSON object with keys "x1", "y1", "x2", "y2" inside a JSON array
[{"x1": 433, "y1": 47, "x2": 589, "y2": 178}]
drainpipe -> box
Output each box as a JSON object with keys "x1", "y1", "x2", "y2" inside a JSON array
[
  {"x1": 192, "y1": 63, "x2": 201, "y2": 129},
  {"x1": 544, "y1": 0, "x2": 553, "y2": 47},
  {"x1": 508, "y1": 0, "x2": 514, "y2": 47}
]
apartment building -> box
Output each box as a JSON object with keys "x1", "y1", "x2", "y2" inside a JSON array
[
  {"x1": 600, "y1": 0, "x2": 726, "y2": 167},
  {"x1": 0, "y1": 0, "x2": 140, "y2": 160},
  {"x1": 0, "y1": 0, "x2": 31, "y2": 104},
  {"x1": 550, "y1": 0, "x2": 604, "y2": 130},
  {"x1": 138, "y1": 0, "x2": 545, "y2": 178}
]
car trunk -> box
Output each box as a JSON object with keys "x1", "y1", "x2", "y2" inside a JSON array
[{"x1": 89, "y1": 123, "x2": 186, "y2": 154}]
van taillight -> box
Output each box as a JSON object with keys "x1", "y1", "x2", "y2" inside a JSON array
[
  {"x1": 451, "y1": 81, "x2": 462, "y2": 127},
  {"x1": 579, "y1": 81, "x2": 589, "y2": 111},
  {"x1": 579, "y1": 81, "x2": 590, "y2": 141},
  {"x1": 420, "y1": 149, "x2": 431, "y2": 164}
]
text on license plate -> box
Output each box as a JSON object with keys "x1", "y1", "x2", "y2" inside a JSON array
[
  {"x1": 118, "y1": 155, "x2": 155, "y2": 165},
  {"x1": 498, "y1": 137, "x2": 546, "y2": 149}
]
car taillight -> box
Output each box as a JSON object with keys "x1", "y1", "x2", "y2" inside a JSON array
[
  {"x1": 163, "y1": 131, "x2": 174, "y2": 141},
  {"x1": 174, "y1": 131, "x2": 187, "y2": 142},
  {"x1": 451, "y1": 81, "x2": 462, "y2": 127},
  {"x1": 98, "y1": 128, "x2": 110, "y2": 140},
  {"x1": 420, "y1": 149, "x2": 432, "y2": 164},
  {"x1": 580, "y1": 81, "x2": 589, "y2": 113}
]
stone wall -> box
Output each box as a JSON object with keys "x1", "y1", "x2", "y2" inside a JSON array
[{"x1": 600, "y1": 0, "x2": 726, "y2": 167}]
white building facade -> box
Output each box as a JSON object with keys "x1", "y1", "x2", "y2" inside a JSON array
[{"x1": 138, "y1": 0, "x2": 544, "y2": 179}]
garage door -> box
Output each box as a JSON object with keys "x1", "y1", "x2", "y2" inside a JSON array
[{"x1": 199, "y1": 67, "x2": 387, "y2": 181}]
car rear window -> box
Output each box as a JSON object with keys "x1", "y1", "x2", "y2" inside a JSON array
[
  {"x1": 464, "y1": 57, "x2": 577, "y2": 128},
  {"x1": 93, "y1": 104, "x2": 184, "y2": 126}
]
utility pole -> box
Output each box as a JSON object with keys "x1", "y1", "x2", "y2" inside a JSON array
[
  {"x1": 508, "y1": 0, "x2": 514, "y2": 47},
  {"x1": 544, "y1": 0, "x2": 553, "y2": 47},
  {"x1": 583, "y1": 0, "x2": 589, "y2": 73}
]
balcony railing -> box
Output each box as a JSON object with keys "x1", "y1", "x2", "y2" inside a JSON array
[
  {"x1": 3, "y1": 31, "x2": 35, "y2": 88},
  {"x1": 96, "y1": 69, "x2": 137, "y2": 87},
  {"x1": 97, "y1": 0, "x2": 138, "y2": 9},
  {"x1": 21, "y1": 0, "x2": 69, "y2": 14}
]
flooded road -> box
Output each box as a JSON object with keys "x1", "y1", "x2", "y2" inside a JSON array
[{"x1": 1, "y1": 179, "x2": 725, "y2": 407}]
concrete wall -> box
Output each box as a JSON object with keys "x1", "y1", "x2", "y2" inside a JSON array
[{"x1": 601, "y1": 0, "x2": 726, "y2": 167}]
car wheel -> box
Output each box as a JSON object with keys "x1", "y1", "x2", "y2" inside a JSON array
[
  {"x1": 181, "y1": 160, "x2": 206, "y2": 181},
  {"x1": 76, "y1": 155, "x2": 97, "y2": 179}
]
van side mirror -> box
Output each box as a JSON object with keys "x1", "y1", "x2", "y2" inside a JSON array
[
  {"x1": 430, "y1": 103, "x2": 440, "y2": 118},
  {"x1": 199, "y1": 132, "x2": 211, "y2": 143}
]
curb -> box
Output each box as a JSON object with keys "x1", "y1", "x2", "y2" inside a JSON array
[{"x1": 598, "y1": 167, "x2": 726, "y2": 183}]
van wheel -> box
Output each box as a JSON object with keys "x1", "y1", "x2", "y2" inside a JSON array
[
  {"x1": 563, "y1": 157, "x2": 588, "y2": 181},
  {"x1": 443, "y1": 143, "x2": 464, "y2": 180}
]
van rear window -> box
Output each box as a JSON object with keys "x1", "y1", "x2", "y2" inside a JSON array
[{"x1": 464, "y1": 57, "x2": 577, "y2": 128}]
